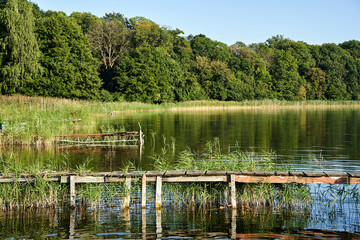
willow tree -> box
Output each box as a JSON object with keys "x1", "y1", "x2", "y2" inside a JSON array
[{"x1": 0, "y1": 0, "x2": 40, "y2": 94}]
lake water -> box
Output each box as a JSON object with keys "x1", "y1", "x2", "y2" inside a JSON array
[{"x1": 1, "y1": 108, "x2": 360, "y2": 239}]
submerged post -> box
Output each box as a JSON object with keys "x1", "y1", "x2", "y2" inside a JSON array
[
  {"x1": 123, "y1": 177, "x2": 131, "y2": 209},
  {"x1": 142, "y1": 174, "x2": 147, "y2": 208},
  {"x1": 230, "y1": 174, "x2": 237, "y2": 209},
  {"x1": 70, "y1": 175, "x2": 76, "y2": 208},
  {"x1": 155, "y1": 176, "x2": 162, "y2": 209}
]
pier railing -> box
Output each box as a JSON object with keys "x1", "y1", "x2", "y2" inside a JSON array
[{"x1": 1, "y1": 170, "x2": 359, "y2": 209}]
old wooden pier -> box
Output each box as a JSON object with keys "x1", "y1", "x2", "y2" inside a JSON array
[{"x1": 1, "y1": 170, "x2": 360, "y2": 209}]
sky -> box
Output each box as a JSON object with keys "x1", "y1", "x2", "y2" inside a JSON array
[{"x1": 30, "y1": 0, "x2": 360, "y2": 46}]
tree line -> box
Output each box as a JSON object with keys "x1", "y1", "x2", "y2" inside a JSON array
[{"x1": 1, "y1": 0, "x2": 359, "y2": 102}]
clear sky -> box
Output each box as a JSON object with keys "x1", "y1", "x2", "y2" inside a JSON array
[{"x1": 30, "y1": 0, "x2": 359, "y2": 46}]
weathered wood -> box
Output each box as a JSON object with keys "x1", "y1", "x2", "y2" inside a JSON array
[
  {"x1": 164, "y1": 170, "x2": 186, "y2": 176},
  {"x1": 275, "y1": 171, "x2": 290, "y2": 176},
  {"x1": 205, "y1": 170, "x2": 227, "y2": 176},
  {"x1": 75, "y1": 176, "x2": 104, "y2": 183},
  {"x1": 348, "y1": 172, "x2": 360, "y2": 177},
  {"x1": 105, "y1": 177, "x2": 126, "y2": 183},
  {"x1": 155, "y1": 176, "x2": 162, "y2": 209},
  {"x1": 124, "y1": 171, "x2": 146, "y2": 177},
  {"x1": 162, "y1": 176, "x2": 227, "y2": 183},
  {"x1": 230, "y1": 175, "x2": 236, "y2": 209},
  {"x1": 186, "y1": 170, "x2": 206, "y2": 176},
  {"x1": 123, "y1": 177, "x2": 131, "y2": 209},
  {"x1": 54, "y1": 132, "x2": 139, "y2": 138},
  {"x1": 235, "y1": 175, "x2": 350, "y2": 184},
  {"x1": 70, "y1": 176, "x2": 76, "y2": 208},
  {"x1": 146, "y1": 171, "x2": 165, "y2": 176},
  {"x1": 142, "y1": 174, "x2": 147, "y2": 208}
]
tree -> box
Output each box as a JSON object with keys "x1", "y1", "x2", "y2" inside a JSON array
[
  {"x1": 70, "y1": 12, "x2": 98, "y2": 34},
  {"x1": 87, "y1": 18, "x2": 131, "y2": 70},
  {"x1": 0, "y1": 0, "x2": 41, "y2": 94},
  {"x1": 190, "y1": 34, "x2": 230, "y2": 62},
  {"x1": 31, "y1": 11, "x2": 101, "y2": 99},
  {"x1": 271, "y1": 50, "x2": 303, "y2": 100}
]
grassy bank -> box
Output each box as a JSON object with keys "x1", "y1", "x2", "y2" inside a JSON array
[{"x1": 1, "y1": 95, "x2": 360, "y2": 145}]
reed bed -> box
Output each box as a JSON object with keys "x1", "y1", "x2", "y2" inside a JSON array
[
  {"x1": 155, "y1": 138, "x2": 311, "y2": 209},
  {"x1": 1, "y1": 95, "x2": 359, "y2": 145}
]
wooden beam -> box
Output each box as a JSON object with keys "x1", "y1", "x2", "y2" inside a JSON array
[
  {"x1": 230, "y1": 175, "x2": 236, "y2": 209},
  {"x1": 123, "y1": 177, "x2": 131, "y2": 209},
  {"x1": 235, "y1": 175, "x2": 350, "y2": 184},
  {"x1": 69, "y1": 176, "x2": 76, "y2": 208},
  {"x1": 142, "y1": 174, "x2": 147, "y2": 208},
  {"x1": 155, "y1": 176, "x2": 162, "y2": 209},
  {"x1": 162, "y1": 176, "x2": 227, "y2": 183}
]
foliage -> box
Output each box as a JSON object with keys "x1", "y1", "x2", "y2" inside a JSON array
[
  {"x1": 29, "y1": 11, "x2": 102, "y2": 99},
  {"x1": 0, "y1": 0, "x2": 41, "y2": 94},
  {"x1": 0, "y1": 0, "x2": 359, "y2": 103}
]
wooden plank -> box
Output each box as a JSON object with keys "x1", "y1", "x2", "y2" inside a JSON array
[
  {"x1": 302, "y1": 171, "x2": 326, "y2": 177},
  {"x1": 146, "y1": 171, "x2": 165, "y2": 176},
  {"x1": 155, "y1": 176, "x2": 162, "y2": 209},
  {"x1": 70, "y1": 176, "x2": 76, "y2": 208},
  {"x1": 125, "y1": 171, "x2": 146, "y2": 177},
  {"x1": 162, "y1": 176, "x2": 227, "y2": 183},
  {"x1": 75, "y1": 176, "x2": 104, "y2": 183},
  {"x1": 105, "y1": 177, "x2": 125, "y2": 183},
  {"x1": 350, "y1": 178, "x2": 360, "y2": 184},
  {"x1": 186, "y1": 170, "x2": 205, "y2": 176},
  {"x1": 275, "y1": 171, "x2": 290, "y2": 176},
  {"x1": 0, "y1": 177, "x2": 59, "y2": 183},
  {"x1": 141, "y1": 174, "x2": 147, "y2": 208},
  {"x1": 348, "y1": 172, "x2": 360, "y2": 177},
  {"x1": 230, "y1": 175, "x2": 236, "y2": 209},
  {"x1": 253, "y1": 171, "x2": 275, "y2": 176},
  {"x1": 235, "y1": 175, "x2": 350, "y2": 184},
  {"x1": 54, "y1": 131, "x2": 138, "y2": 138},
  {"x1": 164, "y1": 170, "x2": 186, "y2": 176},
  {"x1": 205, "y1": 170, "x2": 227, "y2": 176},
  {"x1": 123, "y1": 177, "x2": 131, "y2": 209}
]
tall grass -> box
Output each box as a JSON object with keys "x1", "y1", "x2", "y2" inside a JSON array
[
  {"x1": 154, "y1": 138, "x2": 311, "y2": 209},
  {"x1": 0, "y1": 153, "x2": 135, "y2": 211},
  {"x1": 1, "y1": 95, "x2": 359, "y2": 145}
]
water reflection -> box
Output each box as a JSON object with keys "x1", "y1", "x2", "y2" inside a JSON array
[
  {"x1": 1, "y1": 205, "x2": 360, "y2": 239},
  {"x1": 2, "y1": 108, "x2": 360, "y2": 172}
]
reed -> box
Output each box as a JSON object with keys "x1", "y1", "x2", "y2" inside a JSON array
[
  {"x1": 1, "y1": 95, "x2": 359, "y2": 145},
  {"x1": 155, "y1": 138, "x2": 311, "y2": 209}
]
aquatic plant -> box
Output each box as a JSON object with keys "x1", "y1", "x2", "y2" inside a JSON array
[
  {"x1": 1, "y1": 95, "x2": 359, "y2": 145},
  {"x1": 155, "y1": 139, "x2": 311, "y2": 209}
]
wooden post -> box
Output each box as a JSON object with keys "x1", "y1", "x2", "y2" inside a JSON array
[
  {"x1": 156, "y1": 209, "x2": 162, "y2": 239},
  {"x1": 231, "y1": 209, "x2": 237, "y2": 239},
  {"x1": 142, "y1": 174, "x2": 147, "y2": 208},
  {"x1": 230, "y1": 175, "x2": 237, "y2": 209},
  {"x1": 70, "y1": 176, "x2": 76, "y2": 208},
  {"x1": 123, "y1": 177, "x2": 131, "y2": 209},
  {"x1": 155, "y1": 176, "x2": 162, "y2": 209},
  {"x1": 141, "y1": 208, "x2": 147, "y2": 239}
]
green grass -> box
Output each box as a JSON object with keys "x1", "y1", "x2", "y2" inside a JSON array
[
  {"x1": 1, "y1": 95, "x2": 359, "y2": 145},
  {"x1": 154, "y1": 138, "x2": 311, "y2": 209}
]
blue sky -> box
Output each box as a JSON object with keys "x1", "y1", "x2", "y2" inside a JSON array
[{"x1": 31, "y1": 0, "x2": 359, "y2": 46}]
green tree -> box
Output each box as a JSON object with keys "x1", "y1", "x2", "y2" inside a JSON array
[
  {"x1": 30, "y1": 11, "x2": 101, "y2": 99},
  {"x1": 70, "y1": 12, "x2": 98, "y2": 34},
  {"x1": 0, "y1": 0, "x2": 41, "y2": 94},
  {"x1": 271, "y1": 50, "x2": 303, "y2": 100},
  {"x1": 190, "y1": 34, "x2": 230, "y2": 62}
]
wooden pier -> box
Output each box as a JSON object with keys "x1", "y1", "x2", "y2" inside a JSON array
[
  {"x1": 54, "y1": 131, "x2": 144, "y2": 145},
  {"x1": 1, "y1": 170, "x2": 359, "y2": 209}
]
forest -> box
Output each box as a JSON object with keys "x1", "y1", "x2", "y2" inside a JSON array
[{"x1": 0, "y1": 0, "x2": 359, "y2": 103}]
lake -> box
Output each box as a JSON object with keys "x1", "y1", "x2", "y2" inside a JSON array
[{"x1": 1, "y1": 107, "x2": 360, "y2": 239}]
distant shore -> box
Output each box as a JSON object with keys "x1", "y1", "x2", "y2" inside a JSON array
[{"x1": 1, "y1": 95, "x2": 360, "y2": 145}]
